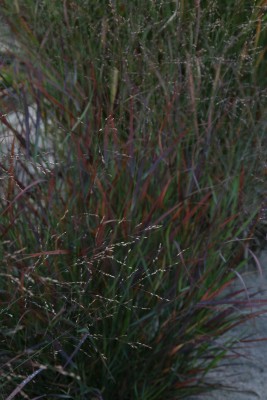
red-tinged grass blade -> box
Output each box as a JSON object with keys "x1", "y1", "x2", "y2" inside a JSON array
[
  {"x1": 200, "y1": 279, "x2": 235, "y2": 302},
  {"x1": 22, "y1": 249, "x2": 71, "y2": 259},
  {"x1": 158, "y1": 84, "x2": 182, "y2": 150},
  {"x1": 174, "y1": 378, "x2": 198, "y2": 389},
  {"x1": 1, "y1": 179, "x2": 46, "y2": 216},
  {"x1": 182, "y1": 192, "x2": 212, "y2": 225},
  {"x1": 149, "y1": 203, "x2": 182, "y2": 227},
  {"x1": 141, "y1": 137, "x2": 185, "y2": 181},
  {"x1": 0, "y1": 161, "x2": 26, "y2": 192},
  {"x1": 241, "y1": 337, "x2": 267, "y2": 343},
  {"x1": 219, "y1": 213, "x2": 239, "y2": 229},
  {"x1": 0, "y1": 112, "x2": 28, "y2": 150},
  {"x1": 142, "y1": 178, "x2": 173, "y2": 226},
  {"x1": 6, "y1": 137, "x2": 16, "y2": 203},
  {"x1": 0, "y1": 210, "x2": 23, "y2": 239},
  {"x1": 91, "y1": 176, "x2": 113, "y2": 218},
  {"x1": 32, "y1": 79, "x2": 75, "y2": 121},
  {"x1": 127, "y1": 94, "x2": 134, "y2": 153}
]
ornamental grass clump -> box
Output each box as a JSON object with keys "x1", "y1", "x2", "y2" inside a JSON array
[{"x1": 0, "y1": 1, "x2": 266, "y2": 399}]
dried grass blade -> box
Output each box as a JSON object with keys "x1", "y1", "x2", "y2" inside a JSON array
[{"x1": 6, "y1": 367, "x2": 46, "y2": 400}]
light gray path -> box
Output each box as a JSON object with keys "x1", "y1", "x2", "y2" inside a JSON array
[{"x1": 188, "y1": 249, "x2": 267, "y2": 400}]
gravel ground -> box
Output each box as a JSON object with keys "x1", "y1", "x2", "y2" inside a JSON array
[{"x1": 188, "y1": 249, "x2": 267, "y2": 400}]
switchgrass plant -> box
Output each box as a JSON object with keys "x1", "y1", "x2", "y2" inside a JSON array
[{"x1": 0, "y1": 1, "x2": 267, "y2": 398}]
